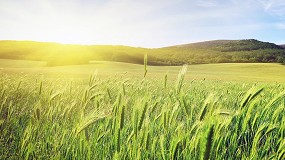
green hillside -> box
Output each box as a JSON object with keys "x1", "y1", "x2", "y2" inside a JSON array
[
  {"x1": 0, "y1": 40, "x2": 152, "y2": 66},
  {"x1": 0, "y1": 39, "x2": 285, "y2": 66},
  {"x1": 173, "y1": 39, "x2": 282, "y2": 51},
  {"x1": 155, "y1": 39, "x2": 285, "y2": 65},
  {"x1": 172, "y1": 40, "x2": 236, "y2": 48}
]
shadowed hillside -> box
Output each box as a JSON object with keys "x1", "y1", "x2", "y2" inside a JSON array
[
  {"x1": 154, "y1": 39, "x2": 285, "y2": 65},
  {"x1": 173, "y1": 39, "x2": 283, "y2": 51},
  {"x1": 172, "y1": 40, "x2": 236, "y2": 48},
  {"x1": 0, "y1": 39, "x2": 285, "y2": 66}
]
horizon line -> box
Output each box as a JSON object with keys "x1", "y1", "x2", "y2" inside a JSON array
[{"x1": 0, "y1": 38, "x2": 284, "y2": 49}]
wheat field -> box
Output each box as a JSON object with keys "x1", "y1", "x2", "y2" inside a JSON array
[{"x1": 1, "y1": 61, "x2": 285, "y2": 159}]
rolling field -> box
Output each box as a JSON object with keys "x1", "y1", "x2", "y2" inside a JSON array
[
  {"x1": 1, "y1": 59, "x2": 285, "y2": 82},
  {"x1": 1, "y1": 59, "x2": 285, "y2": 159}
]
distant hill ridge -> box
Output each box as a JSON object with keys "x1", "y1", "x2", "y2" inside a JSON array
[
  {"x1": 171, "y1": 40, "x2": 236, "y2": 48},
  {"x1": 171, "y1": 39, "x2": 283, "y2": 51},
  {"x1": 0, "y1": 39, "x2": 284, "y2": 66}
]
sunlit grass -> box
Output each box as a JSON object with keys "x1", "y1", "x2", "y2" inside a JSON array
[
  {"x1": 1, "y1": 59, "x2": 285, "y2": 82},
  {"x1": 0, "y1": 60, "x2": 285, "y2": 159}
]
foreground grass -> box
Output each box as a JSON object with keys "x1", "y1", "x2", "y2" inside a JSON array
[{"x1": 1, "y1": 65, "x2": 285, "y2": 159}]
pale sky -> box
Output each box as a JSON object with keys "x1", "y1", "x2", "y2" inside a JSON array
[{"x1": 0, "y1": 0, "x2": 285, "y2": 48}]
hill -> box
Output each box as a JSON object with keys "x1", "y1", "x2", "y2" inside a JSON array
[
  {"x1": 0, "y1": 40, "x2": 150, "y2": 65},
  {"x1": 154, "y1": 39, "x2": 285, "y2": 65},
  {"x1": 171, "y1": 40, "x2": 236, "y2": 48},
  {"x1": 172, "y1": 39, "x2": 283, "y2": 51},
  {"x1": 0, "y1": 39, "x2": 285, "y2": 66}
]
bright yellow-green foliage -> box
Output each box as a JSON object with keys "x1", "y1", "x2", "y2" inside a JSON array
[
  {"x1": 0, "y1": 41, "x2": 149, "y2": 66},
  {"x1": 1, "y1": 61, "x2": 285, "y2": 159},
  {"x1": 1, "y1": 59, "x2": 285, "y2": 82}
]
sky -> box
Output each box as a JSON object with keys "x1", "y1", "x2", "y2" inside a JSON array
[{"x1": 0, "y1": 0, "x2": 285, "y2": 48}]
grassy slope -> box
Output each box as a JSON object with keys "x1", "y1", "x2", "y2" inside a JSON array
[
  {"x1": 0, "y1": 39, "x2": 285, "y2": 66},
  {"x1": 0, "y1": 59, "x2": 46, "y2": 68},
  {"x1": 1, "y1": 59, "x2": 285, "y2": 82},
  {"x1": 0, "y1": 40, "x2": 149, "y2": 65}
]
